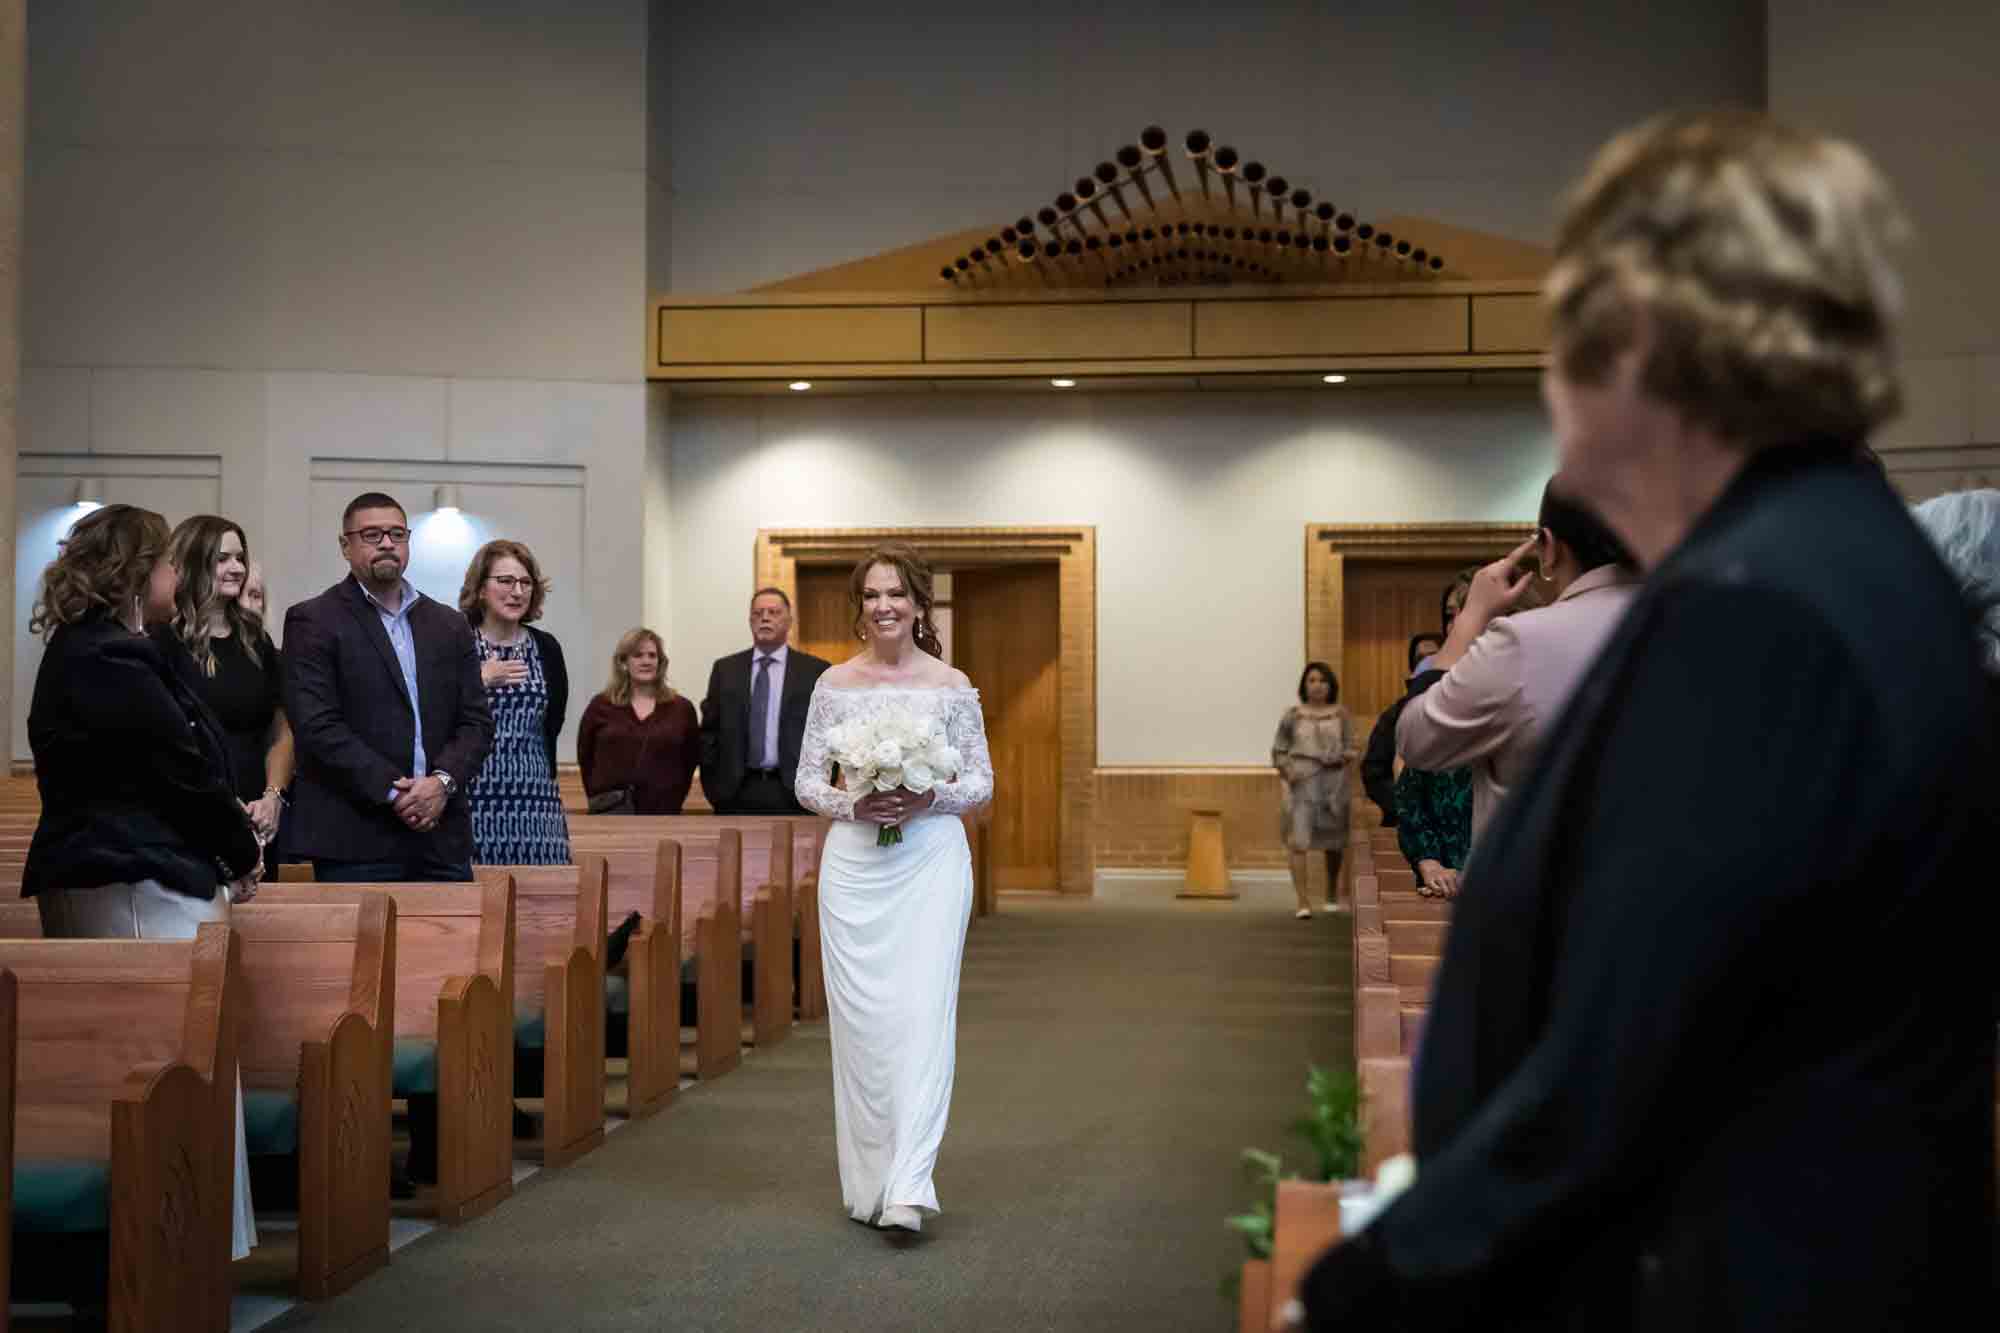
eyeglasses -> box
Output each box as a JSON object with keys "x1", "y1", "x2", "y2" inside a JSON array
[
  {"x1": 487, "y1": 575, "x2": 534, "y2": 591},
  {"x1": 344, "y1": 526, "x2": 409, "y2": 547}
]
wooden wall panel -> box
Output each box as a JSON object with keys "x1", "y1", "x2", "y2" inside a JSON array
[
  {"x1": 793, "y1": 566, "x2": 854, "y2": 669},
  {"x1": 1094, "y1": 767, "x2": 1287, "y2": 871},
  {"x1": 1195, "y1": 297, "x2": 1466, "y2": 358},
  {"x1": 1340, "y1": 559, "x2": 1469, "y2": 734},
  {"x1": 658, "y1": 306, "x2": 922, "y2": 365},
  {"x1": 954, "y1": 565, "x2": 1062, "y2": 891},
  {"x1": 1471, "y1": 294, "x2": 1549, "y2": 353},
  {"x1": 924, "y1": 303, "x2": 1191, "y2": 363},
  {"x1": 756, "y1": 527, "x2": 1097, "y2": 893}
]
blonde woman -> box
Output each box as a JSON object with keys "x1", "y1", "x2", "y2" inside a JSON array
[{"x1": 577, "y1": 628, "x2": 700, "y2": 814}]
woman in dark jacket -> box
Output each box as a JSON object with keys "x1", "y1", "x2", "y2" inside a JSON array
[
  {"x1": 1303, "y1": 112, "x2": 1996, "y2": 1331},
  {"x1": 458, "y1": 539, "x2": 570, "y2": 864},
  {"x1": 23, "y1": 503, "x2": 263, "y2": 1259}
]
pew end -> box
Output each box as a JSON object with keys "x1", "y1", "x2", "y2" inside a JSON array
[{"x1": 3, "y1": 924, "x2": 241, "y2": 1331}]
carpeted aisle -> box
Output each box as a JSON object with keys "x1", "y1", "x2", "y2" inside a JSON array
[{"x1": 272, "y1": 890, "x2": 1352, "y2": 1332}]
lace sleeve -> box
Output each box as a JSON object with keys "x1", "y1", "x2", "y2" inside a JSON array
[
  {"x1": 793, "y1": 686, "x2": 858, "y2": 821},
  {"x1": 930, "y1": 690, "x2": 994, "y2": 815}
]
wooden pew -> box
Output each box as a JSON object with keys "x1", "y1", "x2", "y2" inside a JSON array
[
  {"x1": 570, "y1": 814, "x2": 823, "y2": 1033},
  {"x1": 0, "y1": 898, "x2": 400, "y2": 1301},
  {"x1": 0, "y1": 968, "x2": 14, "y2": 1331},
  {"x1": 568, "y1": 825, "x2": 771, "y2": 1064},
  {"x1": 231, "y1": 899, "x2": 395, "y2": 1299},
  {"x1": 497, "y1": 859, "x2": 607, "y2": 1167},
  {"x1": 2, "y1": 924, "x2": 241, "y2": 1331},
  {"x1": 259, "y1": 876, "x2": 515, "y2": 1226},
  {"x1": 566, "y1": 837, "x2": 734, "y2": 1085}
]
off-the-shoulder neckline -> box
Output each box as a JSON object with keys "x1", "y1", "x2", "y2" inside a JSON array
[{"x1": 815, "y1": 682, "x2": 980, "y2": 695}]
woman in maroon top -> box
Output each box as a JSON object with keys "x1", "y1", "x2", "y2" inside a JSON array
[{"x1": 577, "y1": 627, "x2": 701, "y2": 814}]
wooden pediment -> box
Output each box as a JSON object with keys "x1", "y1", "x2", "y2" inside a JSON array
[{"x1": 654, "y1": 126, "x2": 1552, "y2": 389}]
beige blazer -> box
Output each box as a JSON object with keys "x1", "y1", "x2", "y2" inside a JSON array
[{"x1": 1396, "y1": 563, "x2": 1641, "y2": 842}]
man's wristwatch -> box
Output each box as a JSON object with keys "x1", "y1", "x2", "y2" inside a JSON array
[{"x1": 432, "y1": 770, "x2": 456, "y2": 799}]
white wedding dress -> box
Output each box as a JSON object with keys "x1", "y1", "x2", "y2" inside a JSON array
[{"x1": 795, "y1": 684, "x2": 994, "y2": 1230}]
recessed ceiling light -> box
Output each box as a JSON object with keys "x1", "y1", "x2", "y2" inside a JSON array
[
  {"x1": 788, "y1": 380, "x2": 812, "y2": 392},
  {"x1": 1050, "y1": 378, "x2": 1077, "y2": 388},
  {"x1": 1322, "y1": 374, "x2": 1348, "y2": 385}
]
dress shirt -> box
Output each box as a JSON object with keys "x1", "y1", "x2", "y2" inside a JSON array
[
  {"x1": 1397, "y1": 563, "x2": 1639, "y2": 842},
  {"x1": 361, "y1": 580, "x2": 427, "y2": 796},
  {"x1": 750, "y1": 643, "x2": 788, "y2": 770}
]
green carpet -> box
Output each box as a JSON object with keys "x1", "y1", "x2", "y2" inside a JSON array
[{"x1": 273, "y1": 892, "x2": 1352, "y2": 1332}]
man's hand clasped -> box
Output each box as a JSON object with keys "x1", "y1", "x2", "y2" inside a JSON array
[{"x1": 393, "y1": 774, "x2": 450, "y2": 832}]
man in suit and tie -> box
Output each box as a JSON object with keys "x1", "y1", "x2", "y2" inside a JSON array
[
  {"x1": 700, "y1": 587, "x2": 830, "y2": 814},
  {"x1": 283, "y1": 492, "x2": 493, "y2": 883}
]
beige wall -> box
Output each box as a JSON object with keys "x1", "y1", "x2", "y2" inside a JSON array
[
  {"x1": 663, "y1": 1, "x2": 1765, "y2": 292},
  {"x1": 1769, "y1": 2, "x2": 2000, "y2": 493},
  {"x1": 16, "y1": 0, "x2": 651, "y2": 760},
  {"x1": 669, "y1": 387, "x2": 1555, "y2": 765}
]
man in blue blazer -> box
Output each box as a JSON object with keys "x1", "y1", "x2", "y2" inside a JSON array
[{"x1": 283, "y1": 492, "x2": 493, "y2": 882}]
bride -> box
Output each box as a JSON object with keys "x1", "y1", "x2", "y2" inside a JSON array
[{"x1": 795, "y1": 543, "x2": 993, "y2": 1234}]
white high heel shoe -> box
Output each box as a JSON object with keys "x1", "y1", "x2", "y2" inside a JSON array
[{"x1": 877, "y1": 1204, "x2": 923, "y2": 1233}]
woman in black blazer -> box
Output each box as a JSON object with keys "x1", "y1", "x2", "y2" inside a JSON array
[
  {"x1": 1302, "y1": 112, "x2": 1996, "y2": 1331},
  {"x1": 457, "y1": 539, "x2": 570, "y2": 864},
  {"x1": 24, "y1": 504, "x2": 263, "y2": 922},
  {"x1": 22, "y1": 503, "x2": 264, "y2": 1259}
]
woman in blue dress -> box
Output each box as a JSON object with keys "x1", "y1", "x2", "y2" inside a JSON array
[{"x1": 458, "y1": 540, "x2": 571, "y2": 865}]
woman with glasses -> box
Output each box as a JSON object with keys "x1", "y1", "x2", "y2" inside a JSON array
[{"x1": 458, "y1": 540, "x2": 570, "y2": 864}]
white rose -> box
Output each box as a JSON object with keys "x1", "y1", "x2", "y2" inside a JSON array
[
  {"x1": 927, "y1": 743, "x2": 961, "y2": 778},
  {"x1": 901, "y1": 762, "x2": 936, "y2": 794},
  {"x1": 868, "y1": 738, "x2": 902, "y2": 771},
  {"x1": 873, "y1": 766, "x2": 903, "y2": 792}
]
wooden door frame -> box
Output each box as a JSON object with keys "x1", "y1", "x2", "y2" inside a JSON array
[
  {"x1": 1304, "y1": 522, "x2": 1536, "y2": 669},
  {"x1": 756, "y1": 526, "x2": 1097, "y2": 894}
]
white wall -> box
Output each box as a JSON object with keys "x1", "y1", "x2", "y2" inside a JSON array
[
  {"x1": 1769, "y1": 2, "x2": 2000, "y2": 491},
  {"x1": 16, "y1": 0, "x2": 651, "y2": 760},
  {"x1": 665, "y1": 0, "x2": 1765, "y2": 291},
  {"x1": 670, "y1": 387, "x2": 1556, "y2": 764}
]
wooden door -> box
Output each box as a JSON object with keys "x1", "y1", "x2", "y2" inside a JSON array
[
  {"x1": 794, "y1": 566, "x2": 855, "y2": 669},
  {"x1": 1340, "y1": 559, "x2": 1472, "y2": 736},
  {"x1": 953, "y1": 563, "x2": 1061, "y2": 892}
]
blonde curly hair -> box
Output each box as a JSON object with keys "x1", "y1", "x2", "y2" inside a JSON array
[
  {"x1": 1547, "y1": 109, "x2": 1908, "y2": 449},
  {"x1": 31, "y1": 504, "x2": 171, "y2": 639}
]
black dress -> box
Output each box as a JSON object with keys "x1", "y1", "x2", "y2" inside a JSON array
[
  {"x1": 1304, "y1": 445, "x2": 1998, "y2": 1330},
  {"x1": 201, "y1": 631, "x2": 284, "y2": 802}
]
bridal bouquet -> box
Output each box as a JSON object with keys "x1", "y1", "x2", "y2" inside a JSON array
[{"x1": 825, "y1": 709, "x2": 963, "y2": 845}]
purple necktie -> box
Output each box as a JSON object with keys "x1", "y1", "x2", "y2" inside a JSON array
[{"x1": 750, "y1": 655, "x2": 772, "y2": 769}]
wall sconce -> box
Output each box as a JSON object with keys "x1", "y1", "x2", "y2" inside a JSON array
[
  {"x1": 73, "y1": 478, "x2": 106, "y2": 511},
  {"x1": 434, "y1": 483, "x2": 463, "y2": 515}
]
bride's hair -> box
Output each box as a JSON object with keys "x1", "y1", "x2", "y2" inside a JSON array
[{"x1": 849, "y1": 542, "x2": 943, "y2": 658}]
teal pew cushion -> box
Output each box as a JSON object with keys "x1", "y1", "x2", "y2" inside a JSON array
[
  {"x1": 515, "y1": 1010, "x2": 546, "y2": 1050},
  {"x1": 604, "y1": 973, "x2": 630, "y2": 1017},
  {"x1": 244, "y1": 1089, "x2": 300, "y2": 1156},
  {"x1": 14, "y1": 1159, "x2": 111, "y2": 1233},
  {"x1": 393, "y1": 1037, "x2": 438, "y2": 1097}
]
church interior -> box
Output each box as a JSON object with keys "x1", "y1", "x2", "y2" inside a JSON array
[{"x1": 0, "y1": 3, "x2": 1993, "y2": 1329}]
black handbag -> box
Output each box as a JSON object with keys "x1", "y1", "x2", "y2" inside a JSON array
[
  {"x1": 587, "y1": 786, "x2": 637, "y2": 816},
  {"x1": 585, "y1": 722, "x2": 652, "y2": 816}
]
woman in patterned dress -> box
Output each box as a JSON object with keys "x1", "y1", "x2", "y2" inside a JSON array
[
  {"x1": 1272, "y1": 662, "x2": 1352, "y2": 919},
  {"x1": 458, "y1": 540, "x2": 571, "y2": 865}
]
